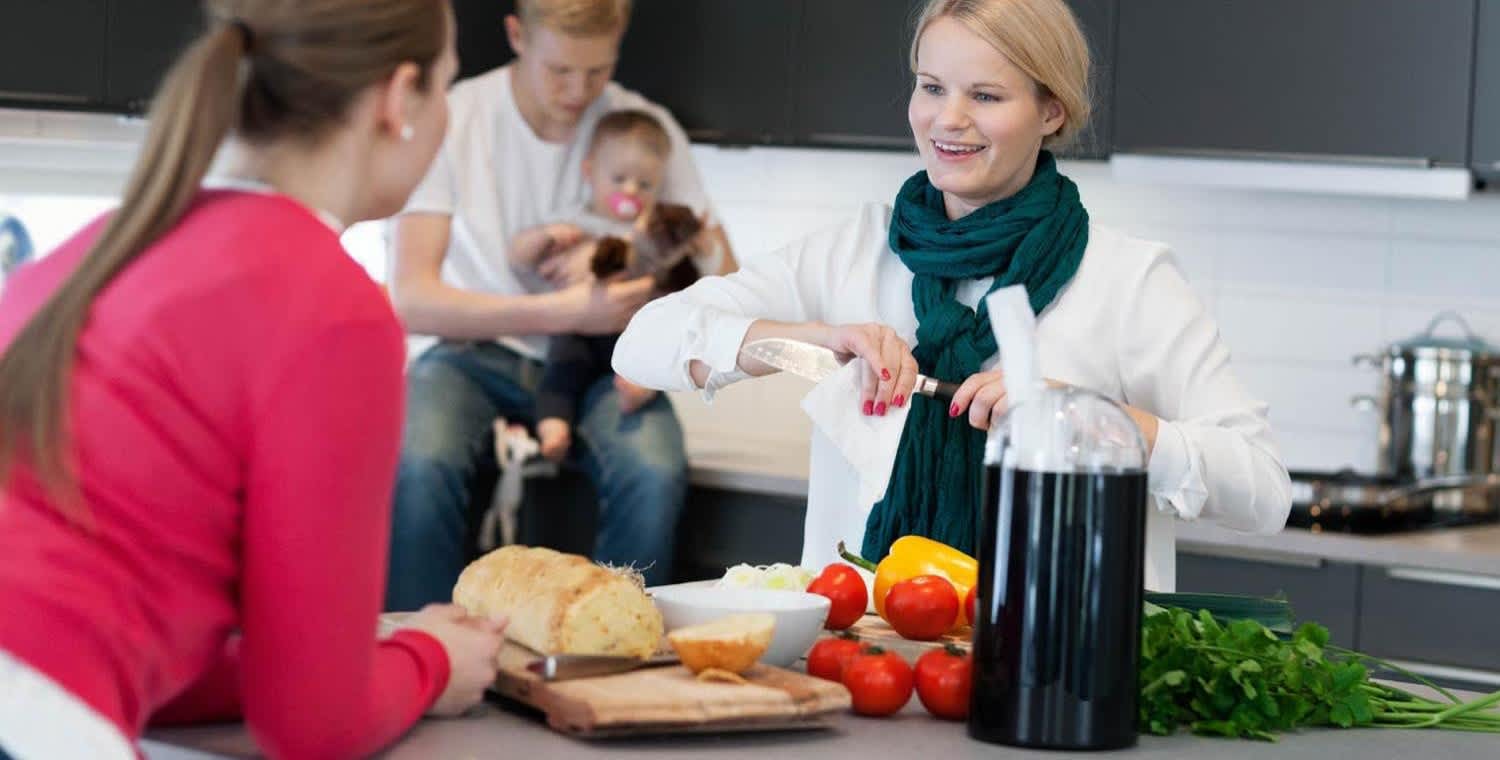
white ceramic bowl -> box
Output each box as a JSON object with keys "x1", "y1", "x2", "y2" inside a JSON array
[{"x1": 650, "y1": 583, "x2": 830, "y2": 668}]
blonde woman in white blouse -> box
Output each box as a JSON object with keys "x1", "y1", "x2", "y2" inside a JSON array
[{"x1": 613, "y1": 0, "x2": 1291, "y2": 591}]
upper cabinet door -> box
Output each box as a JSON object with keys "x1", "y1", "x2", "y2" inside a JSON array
[
  {"x1": 790, "y1": 0, "x2": 1117, "y2": 156},
  {"x1": 1114, "y1": 0, "x2": 1475, "y2": 165},
  {"x1": 1064, "y1": 0, "x2": 1117, "y2": 160},
  {"x1": 1472, "y1": 0, "x2": 1500, "y2": 179},
  {"x1": 614, "y1": 0, "x2": 799, "y2": 143},
  {"x1": 105, "y1": 0, "x2": 205, "y2": 113},
  {"x1": 0, "y1": 0, "x2": 107, "y2": 108},
  {"x1": 792, "y1": 0, "x2": 925, "y2": 149},
  {"x1": 452, "y1": 0, "x2": 515, "y2": 82}
]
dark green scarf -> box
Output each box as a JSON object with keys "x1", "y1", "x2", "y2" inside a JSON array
[{"x1": 861, "y1": 151, "x2": 1089, "y2": 560}]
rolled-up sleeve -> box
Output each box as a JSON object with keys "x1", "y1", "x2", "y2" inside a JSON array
[
  {"x1": 1119, "y1": 246, "x2": 1292, "y2": 535},
  {"x1": 613, "y1": 235, "x2": 817, "y2": 401}
]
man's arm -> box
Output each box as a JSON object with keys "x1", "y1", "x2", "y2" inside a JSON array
[{"x1": 389, "y1": 213, "x2": 651, "y2": 339}]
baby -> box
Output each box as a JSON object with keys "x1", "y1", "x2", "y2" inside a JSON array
[{"x1": 506, "y1": 109, "x2": 713, "y2": 463}]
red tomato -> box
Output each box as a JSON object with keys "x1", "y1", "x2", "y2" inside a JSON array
[
  {"x1": 806, "y1": 563, "x2": 868, "y2": 630},
  {"x1": 842, "y1": 647, "x2": 913, "y2": 717},
  {"x1": 914, "y1": 644, "x2": 972, "y2": 720},
  {"x1": 885, "y1": 575, "x2": 960, "y2": 641},
  {"x1": 964, "y1": 584, "x2": 977, "y2": 627},
  {"x1": 806, "y1": 635, "x2": 864, "y2": 683}
]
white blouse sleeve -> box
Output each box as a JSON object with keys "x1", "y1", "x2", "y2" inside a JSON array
[
  {"x1": 613, "y1": 229, "x2": 821, "y2": 400},
  {"x1": 1117, "y1": 246, "x2": 1292, "y2": 534}
]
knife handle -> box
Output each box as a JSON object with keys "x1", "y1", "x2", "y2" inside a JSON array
[{"x1": 916, "y1": 375, "x2": 959, "y2": 401}]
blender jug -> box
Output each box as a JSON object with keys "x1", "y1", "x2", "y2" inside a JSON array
[{"x1": 968, "y1": 384, "x2": 1149, "y2": 750}]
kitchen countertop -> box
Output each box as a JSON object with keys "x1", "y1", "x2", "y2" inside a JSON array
[
  {"x1": 685, "y1": 439, "x2": 1500, "y2": 578},
  {"x1": 142, "y1": 685, "x2": 1500, "y2": 760}
]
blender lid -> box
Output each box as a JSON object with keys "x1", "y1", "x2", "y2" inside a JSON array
[{"x1": 992, "y1": 383, "x2": 1148, "y2": 474}]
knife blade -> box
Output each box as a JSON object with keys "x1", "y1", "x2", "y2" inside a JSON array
[
  {"x1": 525, "y1": 652, "x2": 680, "y2": 682},
  {"x1": 740, "y1": 337, "x2": 959, "y2": 400}
]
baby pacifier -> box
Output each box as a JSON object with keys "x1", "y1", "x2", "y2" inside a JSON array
[{"x1": 607, "y1": 192, "x2": 643, "y2": 220}]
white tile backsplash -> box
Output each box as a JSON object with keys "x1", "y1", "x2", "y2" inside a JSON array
[
  {"x1": 690, "y1": 145, "x2": 1500, "y2": 473},
  {"x1": 1213, "y1": 290, "x2": 1387, "y2": 364},
  {"x1": 1388, "y1": 240, "x2": 1500, "y2": 303}
]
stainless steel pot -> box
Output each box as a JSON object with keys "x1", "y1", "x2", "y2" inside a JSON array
[{"x1": 1351, "y1": 312, "x2": 1500, "y2": 510}]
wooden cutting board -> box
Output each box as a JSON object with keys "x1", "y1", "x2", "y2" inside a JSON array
[
  {"x1": 832, "y1": 615, "x2": 972, "y2": 661},
  {"x1": 489, "y1": 640, "x2": 851, "y2": 737},
  {"x1": 383, "y1": 612, "x2": 849, "y2": 737}
]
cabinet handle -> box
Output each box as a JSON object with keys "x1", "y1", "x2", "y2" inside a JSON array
[
  {"x1": 0, "y1": 90, "x2": 90, "y2": 105},
  {"x1": 1180, "y1": 545, "x2": 1325, "y2": 569},
  {"x1": 804, "y1": 133, "x2": 915, "y2": 149},
  {"x1": 1379, "y1": 658, "x2": 1500, "y2": 689},
  {"x1": 1387, "y1": 567, "x2": 1500, "y2": 592},
  {"x1": 1124, "y1": 147, "x2": 1434, "y2": 169}
]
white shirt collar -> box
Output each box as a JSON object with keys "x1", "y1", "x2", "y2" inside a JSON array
[{"x1": 205, "y1": 176, "x2": 347, "y2": 234}]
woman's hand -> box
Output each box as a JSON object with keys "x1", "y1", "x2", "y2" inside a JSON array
[
  {"x1": 948, "y1": 370, "x2": 1008, "y2": 430},
  {"x1": 950, "y1": 375, "x2": 1162, "y2": 448},
  {"x1": 820, "y1": 323, "x2": 919, "y2": 417},
  {"x1": 400, "y1": 604, "x2": 507, "y2": 718}
]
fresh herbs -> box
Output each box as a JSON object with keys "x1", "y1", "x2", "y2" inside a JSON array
[{"x1": 1139, "y1": 605, "x2": 1500, "y2": 740}]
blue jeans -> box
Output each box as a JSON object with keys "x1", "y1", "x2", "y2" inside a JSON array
[{"x1": 385, "y1": 341, "x2": 687, "y2": 610}]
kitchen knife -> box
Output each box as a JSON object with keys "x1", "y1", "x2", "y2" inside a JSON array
[
  {"x1": 525, "y1": 652, "x2": 680, "y2": 681},
  {"x1": 740, "y1": 337, "x2": 960, "y2": 401}
]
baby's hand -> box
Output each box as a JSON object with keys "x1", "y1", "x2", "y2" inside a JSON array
[
  {"x1": 614, "y1": 375, "x2": 659, "y2": 415},
  {"x1": 536, "y1": 418, "x2": 572, "y2": 463}
]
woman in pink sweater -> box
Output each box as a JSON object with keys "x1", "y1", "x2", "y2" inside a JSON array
[{"x1": 0, "y1": 1, "x2": 508, "y2": 758}]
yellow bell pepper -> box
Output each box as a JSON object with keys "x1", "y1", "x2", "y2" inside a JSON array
[{"x1": 839, "y1": 536, "x2": 978, "y2": 627}]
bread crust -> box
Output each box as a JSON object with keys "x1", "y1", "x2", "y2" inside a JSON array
[{"x1": 452, "y1": 546, "x2": 663, "y2": 658}]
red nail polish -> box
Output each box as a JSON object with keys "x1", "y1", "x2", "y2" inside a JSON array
[
  {"x1": 894, "y1": 395, "x2": 905, "y2": 407},
  {"x1": 881, "y1": 368, "x2": 891, "y2": 381},
  {"x1": 863, "y1": 400, "x2": 874, "y2": 416},
  {"x1": 949, "y1": 404, "x2": 961, "y2": 418},
  {"x1": 876, "y1": 402, "x2": 887, "y2": 416}
]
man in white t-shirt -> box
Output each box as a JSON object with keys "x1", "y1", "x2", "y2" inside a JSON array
[{"x1": 384, "y1": 0, "x2": 737, "y2": 609}]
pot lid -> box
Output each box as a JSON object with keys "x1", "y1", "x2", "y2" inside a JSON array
[{"x1": 1392, "y1": 312, "x2": 1498, "y2": 354}]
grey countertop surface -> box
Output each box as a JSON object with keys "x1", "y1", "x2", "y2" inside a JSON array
[
  {"x1": 687, "y1": 441, "x2": 1500, "y2": 578},
  {"x1": 138, "y1": 450, "x2": 1500, "y2": 759},
  {"x1": 143, "y1": 685, "x2": 1500, "y2": 760}
]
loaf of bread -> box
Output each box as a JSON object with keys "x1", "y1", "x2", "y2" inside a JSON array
[
  {"x1": 452, "y1": 545, "x2": 664, "y2": 658},
  {"x1": 667, "y1": 613, "x2": 775, "y2": 675}
]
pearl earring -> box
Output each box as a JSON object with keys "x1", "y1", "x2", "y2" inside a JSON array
[{"x1": 399, "y1": 125, "x2": 415, "y2": 142}]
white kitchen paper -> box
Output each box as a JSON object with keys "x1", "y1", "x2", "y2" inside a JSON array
[{"x1": 800, "y1": 358, "x2": 912, "y2": 507}]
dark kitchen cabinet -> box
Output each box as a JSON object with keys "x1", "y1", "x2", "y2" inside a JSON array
[
  {"x1": 1472, "y1": 0, "x2": 1500, "y2": 180},
  {"x1": 1066, "y1": 0, "x2": 1115, "y2": 159},
  {"x1": 456, "y1": 0, "x2": 801, "y2": 144},
  {"x1": 1176, "y1": 549, "x2": 1360, "y2": 648},
  {"x1": 790, "y1": 0, "x2": 1116, "y2": 156},
  {"x1": 105, "y1": 0, "x2": 205, "y2": 113},
  {"x1": 1358, "y1": 566, "x2": 1500, "y2": 676},
  {"x1": 0, "y1": 0, "x2": 108, "y2": 109},
  {"x1": 1114, "y1": 0, "x2": 1475, "y2": 165},
  {"x1": 791, "y1": 0, "x2": 925, "y2": 149},
  {"x1": 613, "y1": 0, "x2": 800, "y2": 143},
  {"x1": 452, "y1": 0, "x2": 515, "y2": 82}
]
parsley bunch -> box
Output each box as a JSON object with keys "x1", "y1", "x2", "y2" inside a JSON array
[{"x1": 1139, "y1": 606, "x2": 1500, "y2": 739}]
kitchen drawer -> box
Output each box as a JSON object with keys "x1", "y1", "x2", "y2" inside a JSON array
[
  {"x1": 1176, "y1": 548, "x2": 1360, "y2": 647},
  {"x1": 1359, "y1": 565, "x2": 1500, "y2": 674}
]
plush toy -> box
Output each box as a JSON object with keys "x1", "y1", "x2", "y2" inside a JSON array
[{"x1": 589, "y1": 201, "x2": 703, "y2": 293}]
